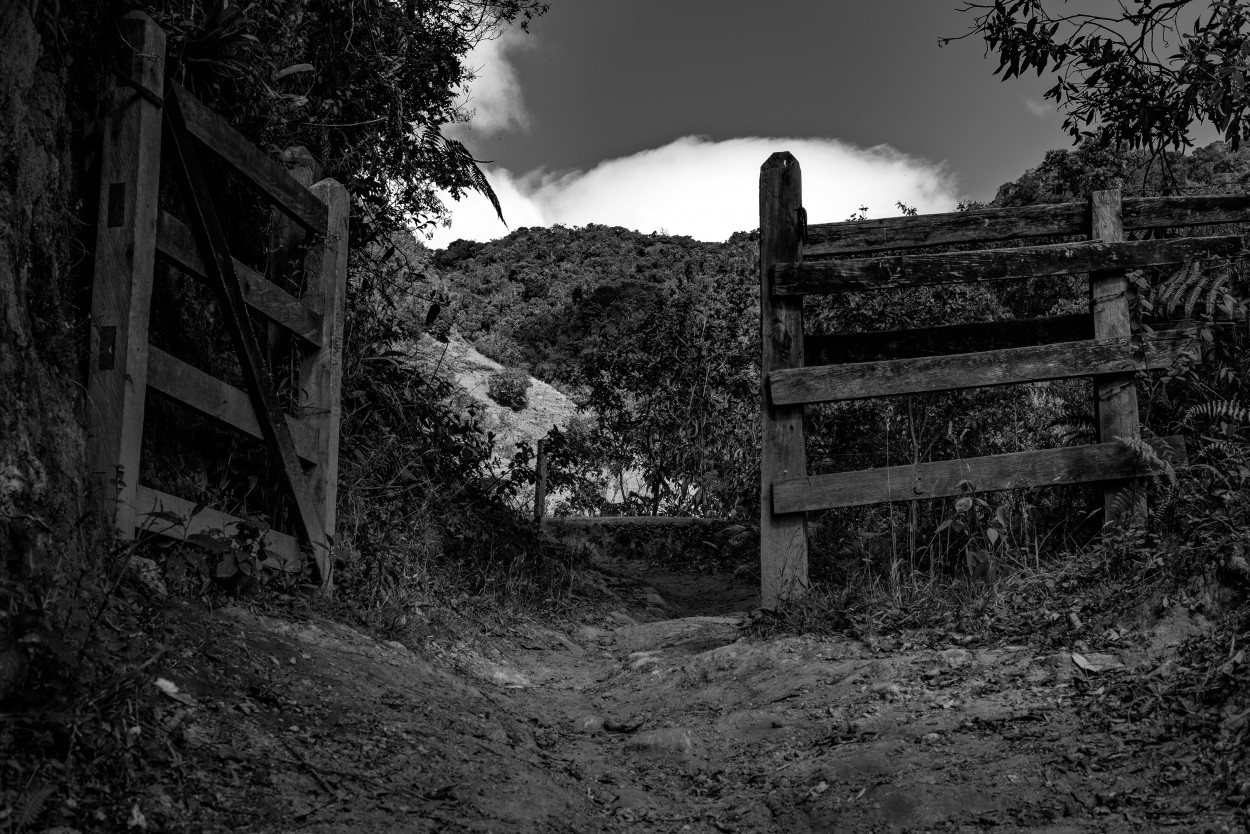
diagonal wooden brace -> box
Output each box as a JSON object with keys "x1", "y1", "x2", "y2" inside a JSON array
[{"x1": 160, "y1": 85, "x2": 332, "y2": 587}]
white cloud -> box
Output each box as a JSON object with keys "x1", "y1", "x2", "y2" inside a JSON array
[
  {"x1": 423, "y1": 135, "x2": 960, "y2": 249},
  {"x1": 1023, "y1": 97, "x2": 1052, "y2": 118},
  {"x1": 445, "y1": 27, "x2": 534, "y2": 140}
]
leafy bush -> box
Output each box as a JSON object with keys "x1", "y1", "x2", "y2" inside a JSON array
[
  {"x1": 332, "y1": 326, "x2": 563, "y2": 633},
  {"x1": 474, "y1": 331, "x2": 527, "y2": 367},
  {"x1": 488, "y1": 368, "x2": 531, "y2": 411},
  {"x1": 155, "y1": 518, "x2": 301, "y2": 595}
]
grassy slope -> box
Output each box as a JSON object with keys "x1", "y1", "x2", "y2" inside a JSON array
[{"x1": 410, "y1": 334, "x2": 579, "y2": 458}]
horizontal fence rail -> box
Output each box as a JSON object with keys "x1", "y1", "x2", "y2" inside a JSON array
[
  {"x1": 804, "y1": 202, "x2": 1090, "y2": 256},
  {"x1": 770, "y1": 330, "x2": 1197, "y2": 406},
  {"x1": 146, "y1": 347, "x2": 321, "y2": 463},
  {"x1": 136, "y1": 485, "x2": 300, "y2": 561},
  {"x1": 773, "y1": 235, "x2": 1243, "y2": 294},
  {"x1": 156, "y1": 211, "x2": 323, "y2": 346},
  {"x1": 773, "y1": 437, "x2": 1187, "y2": 513},
  {"x1": 543, "y1": 516, "x2": 732, "y2": 529},
  {"x1": 802, "y1": 194, "x2": 1250, "y2": 258},
  {"x1": 174, "y1": 81, "x2": 328, "y2": 233},
  {"x1": 1122, "y1": 195, "x2": 1250, "y2": 232}
]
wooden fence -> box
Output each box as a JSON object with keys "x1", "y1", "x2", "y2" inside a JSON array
[
  {"x1": 531, "y1": 440, "x2": 730, "y2": 529},
  {"x1": 87, "y1": 13, "x2": 348, "y2": 585},
  {"x1": 759, "y1": 151, "x2": 1246, "y2": 607}
]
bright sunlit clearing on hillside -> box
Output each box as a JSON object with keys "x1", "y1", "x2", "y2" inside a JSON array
[{"x1": 423, "y1": 136, "x2": 959, "y2": 248}]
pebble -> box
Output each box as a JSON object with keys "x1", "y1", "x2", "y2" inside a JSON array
[
  {"x1": 941, "y1": 648, "x2": 973, "y2": 668},
  {"x1": 575, "y1": 625, "x2": 615, "y2": 645},
  {"x1": 573, "y1": 714, "x2": 605, "y2": 734},
  {"x1": 613, "y1": 787, "x2": 653, "y2": 809},
  {"x1": 625, "y1": 727, "x2": 696, "y2": 756}
]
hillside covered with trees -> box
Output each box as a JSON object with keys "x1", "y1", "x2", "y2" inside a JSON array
[{"x1": 403, "y1": 138, "x2": 1250, "y2": 549}]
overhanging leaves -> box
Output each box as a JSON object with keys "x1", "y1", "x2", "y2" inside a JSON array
[{"x1": 946, "y1": 1, "x2": 1250, "y2": 158}]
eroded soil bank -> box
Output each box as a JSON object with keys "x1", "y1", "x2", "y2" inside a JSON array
[{"x1": 47, "y1": 554, "x2": 1240, "y2": 833}]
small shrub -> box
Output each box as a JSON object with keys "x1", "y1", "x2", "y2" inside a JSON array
[{"x1": 488, "y1": 367, "x2": 531, "y2": 411}]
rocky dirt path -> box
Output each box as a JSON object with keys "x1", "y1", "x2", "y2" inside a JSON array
[{"x1": 137, "y1": 555, "x2": 1234, "y2": 833}]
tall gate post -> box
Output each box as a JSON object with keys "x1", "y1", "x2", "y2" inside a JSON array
[
  {"x1": 86, "y1": 13, "x2": 165, "y2": 538},
  {"x1": 759, "y1": 153, "x2": 809, "y2": 607},
  {"x1": 299, "y1": 179, "x2": 350, "y2": 551},
  {"x1": 1090, "y1": 189, "x2": 1145, "y2": 528},
  {"x1": 534, "y1": 438, "x2": 549, "y2": 523}
]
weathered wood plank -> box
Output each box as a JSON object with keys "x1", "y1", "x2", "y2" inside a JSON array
[
  {"x1": 173, "y1": 82, "x2": 328, "y2": 234},
  {"x1": 86, "y1": 13, "x2": 165, "y2": 539},
  {"x1": 135, "y1": 485, "x2": 299, "y2": 562},
  {"x1": 770, "y1": 331, "x2": 1196, "y2": 406},
  {"x1": 773, "y1": 235, "x2": 1245, "y2": 295},
  {"x1": 773, "y1": 436, "x2": 1186, "y2": 513},
  {"x1": 157, "y1": 210, "x2": 323, "y2": 346},
  {"x1": 805, "y1": 313, "x2": 1094, "y2": 364},
  {"x1": 759, "y1": 152, "x2": 809, "y2": 607},
  {"x1": 147, "y1": 347, "x2": 319, "y2": 463},
  {"x1": 164, "y1": 86, "x2": 331, "y2": 584},
  {"x1": 1091, "y1": 189, "x2": 1145, "y2": 529},
  {"x1": 804, "y1": 202, "x2": 1089, "y2": 257},
  {"x1": 543, "y1": 516, "x2": 731, "y2": 529},
  {"x1": 299, "y1": 178, "x2": 350, "y2": 545},
  {"x1": 1124, "y1": 195, "x2": 1250, "y2": 231},
  {"x1": 801, "y1": 195, "x2": 1250, "y2": 259}
]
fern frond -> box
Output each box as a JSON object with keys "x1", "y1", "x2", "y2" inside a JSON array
[
  {"x1": 1183, "y1": 399, "x2": 1250, "y2": 427},
  {"x1": 442, "y1": 136, "x2": 506, "y2": 226},
  {"x1": 14, "y1": 786, "x2": 54, "y2": 832},
  {"x1": 1117, "y1": 435, "x2": 1177, "y2": 485},
  {"x1": 1199, "y1": 438, "x2": 1247, "y2": 459},
  {"x1": 1156, "y1": 258, "x2": 1236, "y2": 319},
  {"x1": 416, "y1": 126, "x2": 507, "y2": 226},
  {"x1": 1049, "y1": 420, "x2": 1096, "y2": 445},
  {"x1": 1107, "y1": 482, "x2": 1144, "y2": 523},
  {"x1": 1156, "y1": 259, "x2": 1198, "y2": 314}
]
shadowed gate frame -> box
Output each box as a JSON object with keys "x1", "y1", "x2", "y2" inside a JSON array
[{"x1": 87, "y1": 13, "x2": 349, "y2": 586}]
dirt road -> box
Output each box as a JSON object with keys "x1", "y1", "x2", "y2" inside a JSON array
[{"x1": 127, "y1": 555, "x2": 1234, "y2": 833}]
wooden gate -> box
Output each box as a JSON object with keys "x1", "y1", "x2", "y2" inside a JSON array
[
  {"x1": 86, "y1": 13, "x2": 348, "y2": 585},
  {"x1": 758, "y1": 151, "x2": 1246, "y2": 607}
]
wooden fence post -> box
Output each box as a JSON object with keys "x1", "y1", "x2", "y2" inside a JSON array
[
  {"x1": 759, "y1": 152, "x2": 809, "y2": 607},
  {"x1": 300, "y1": 179, "x2": 350, "y2": 555},
  {"x1": 534, "y1": 438, "x2": 548, "y2": 523},
  {"x1": 1090, "y1": 188, "x2": 1145, "y2": 528},
  {"x1": 86, "y1": 12, "x2": 165, "y2": 538}
]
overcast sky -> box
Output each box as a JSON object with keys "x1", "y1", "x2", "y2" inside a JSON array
[{"x1": 425, "y1": 2, "x2": 1135, "y2": 248}]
